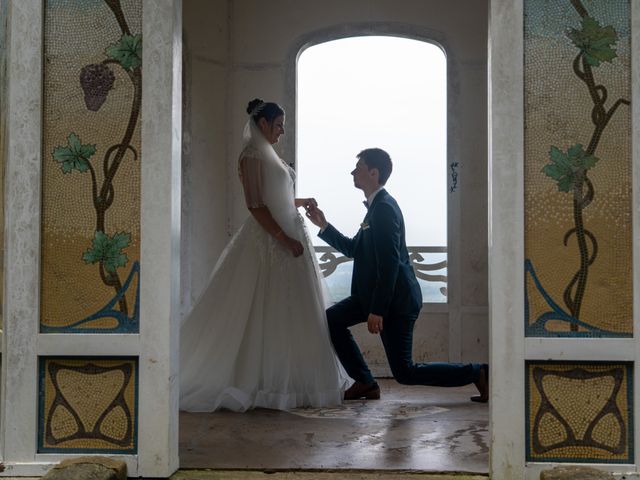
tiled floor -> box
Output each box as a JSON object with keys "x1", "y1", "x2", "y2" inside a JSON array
[{"x1": 179, "y1": 379, "x2": 489, "y2": 474}]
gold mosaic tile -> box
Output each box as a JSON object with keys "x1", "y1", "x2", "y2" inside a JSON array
[
  {"x1": 526, "y1": 362, "x2": 633, "y2": 463},
  {"x1": 524, "y1": 0, "x2": 632, "y2": 337},
  {"x1": 38, "y1": 357, "x2": 138, "y2": 453},
  {"x1": 41, "y1": 0, "x2": 142, "y2": 332}
]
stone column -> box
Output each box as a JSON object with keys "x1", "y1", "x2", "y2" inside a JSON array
[
  {"x1": 139, "y1": 0, "x2": 182, "y2": 476},
  {"x1": 488, "y1": 0, "x2": 526, "y2": 478},
  {"x1": 2, "y1": 0, "x2": 44, "y2": 473}
]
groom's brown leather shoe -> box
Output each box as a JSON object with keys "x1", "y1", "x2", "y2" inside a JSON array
[
  {"x1": 471, "y1": 364, "x2": 489, "y2": 403},
  {"x1": 344, "y1": 381, "x2": 381, "y2": 400}
]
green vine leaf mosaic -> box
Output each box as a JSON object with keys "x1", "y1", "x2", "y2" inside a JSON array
[
  {"x1": 83, "y1": 231, "x2": 131, "y2": 274},
  {"x1": 105, "y1": 33, "x2": 142, "y2": 70},
  {"x1": 52, "y1": 133, "x2": 96, "y2": 174},
  {"x1": 542, "y1": 144, "x2": 598, "y2": 193},
  {"x1": 567, "y1": 16, "x2": 618, "y2": 66}
]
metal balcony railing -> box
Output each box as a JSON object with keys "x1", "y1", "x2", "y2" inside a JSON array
[{"x1": 314, "y1": 246, "x2": 448, "y2": 298}]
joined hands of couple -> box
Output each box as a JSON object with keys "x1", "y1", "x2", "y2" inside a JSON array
[
  {"x1": 302, "y1": 197, "x2": 326, "y2": 230},
  {"x1": 303, "y1": 199, "x2": 384, "y2": 336}
]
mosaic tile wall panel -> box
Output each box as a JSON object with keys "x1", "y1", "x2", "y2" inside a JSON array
[
  {"x1": 0, "y1": 0, "x2": 7, "y2": 331},
  {"x1": 526, "y1": 361, "x2": 633, "y2": 463},
  {"x1": 41, "y1": 0, "x2": 142, "y2": 333},
  {"x1": 38, "y1": 357, "x2": 138, "y2": 453},
  {"x1": 524, "y1": 1, "x2": 631, "y2": 337}
]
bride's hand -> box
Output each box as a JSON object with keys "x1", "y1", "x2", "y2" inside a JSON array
[
  {"x1": 281, "y1": 236, "x2": 304, "y2": 257},
  {"x1": 295, "y1": 198, "x2": 318, "y2": 210}
]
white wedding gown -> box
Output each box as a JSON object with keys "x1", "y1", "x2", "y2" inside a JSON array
[{"x1": 180, "y1": 121, "x2": 350, "y2": 412}]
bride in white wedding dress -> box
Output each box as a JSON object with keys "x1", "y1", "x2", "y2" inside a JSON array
[{"x1": 180, "y1": 99, "x2": 350, "y2": 412}]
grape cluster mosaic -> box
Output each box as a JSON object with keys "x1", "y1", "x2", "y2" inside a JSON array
[
  {"x1": 38, "y1": 357, "x2": 138, "y2": 453},
  {"x1": 526, "y1": 362, "x2": 633, "y2": 463},
  {"x1": 524, "y1": 0, "x2": 631, "y2": 337},
  {"x1": 41, "y1": 0, "x2": 142, "y2": 333}
]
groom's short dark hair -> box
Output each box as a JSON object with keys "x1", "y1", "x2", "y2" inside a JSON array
[{"x1": 358, "y1": 148, "x2": 392, "y2": 185}]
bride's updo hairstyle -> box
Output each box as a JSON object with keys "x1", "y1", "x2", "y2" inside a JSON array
[{"x1": 246, "y1": 98, "x2": 284, "y2": 124}]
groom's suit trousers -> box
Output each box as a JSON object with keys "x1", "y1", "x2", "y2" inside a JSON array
[{"x1": 327, "y1": 295, "x2": 480, "y2": 386}]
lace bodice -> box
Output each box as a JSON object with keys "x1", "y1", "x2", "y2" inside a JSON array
[{"x1": 238, "y1": 144, "x2": 295, "y2": 204}]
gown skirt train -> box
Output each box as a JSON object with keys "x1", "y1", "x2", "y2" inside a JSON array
[{"x1": 180, "y1": 213, "x2": 349, "y2": 412}]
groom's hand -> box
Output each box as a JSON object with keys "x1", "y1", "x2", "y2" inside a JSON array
[
  {"x1": 296, "y1": 197, "x2": 318, "y2": 209},
  {"x1": 367, "y1": 314, "x2": 383, "y2": 334},
  {"x1": 305, "y1": 204, "x2": 328, "y2": 230}
]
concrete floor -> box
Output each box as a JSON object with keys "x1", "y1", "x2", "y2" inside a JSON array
[{"x1": 179, "y1": 379, "x2": 489, "y2": 475}]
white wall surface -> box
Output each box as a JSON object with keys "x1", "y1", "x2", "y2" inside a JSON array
[{"x1": 181, "y1": 0, "x2": 229, "y2": 312}]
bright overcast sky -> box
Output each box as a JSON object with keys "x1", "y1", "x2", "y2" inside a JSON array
[{"x1": 296, "y1": 36, "x2": 447, "y2": 246}]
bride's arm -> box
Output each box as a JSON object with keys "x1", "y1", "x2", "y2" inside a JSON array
[
  {"x1": 239, "y1": 155, "x2": 303, "y2": 257},
  {"x1": 248, "y1": 206, "x2": 303, "y2": 258},
  {"x1": 248, "y1": 205, "x2": 287, "y2": 240}
]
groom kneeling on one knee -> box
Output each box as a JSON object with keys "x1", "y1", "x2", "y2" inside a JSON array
[{"x1": 305, "y1": 148, "x2": 488, "y2": 403}]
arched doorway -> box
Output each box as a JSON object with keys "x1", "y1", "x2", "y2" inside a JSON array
[
  {"x1": 179, "y1": 4, "x2": 490, "y2": 474},
  {"x1": 296, "y1": 35, "x2": 449, "y2": 375}
]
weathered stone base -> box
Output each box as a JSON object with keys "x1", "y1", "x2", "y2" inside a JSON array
[
  {"x1": 540, "y1": 466, "x2": 616, "y2": 480},
  {"x1": 42, "y1": 456, "x2": 126, "y2": 480}
]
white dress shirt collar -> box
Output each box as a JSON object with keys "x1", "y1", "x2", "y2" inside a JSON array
[{"x1": 367, "y1": 187, "x2": 385, "y2": 207}]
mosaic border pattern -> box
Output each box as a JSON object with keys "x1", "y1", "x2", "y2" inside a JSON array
[
  {"x1": 38, "y1": 357, "x2": 138, "y2": 454},
  {"x1": 526, "y1": 361, "x2": 633, "y2": 463}
]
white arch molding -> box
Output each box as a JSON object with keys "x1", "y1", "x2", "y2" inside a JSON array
[{"x1": 295, "y1": 35, "x2": 448, "y2": 306}]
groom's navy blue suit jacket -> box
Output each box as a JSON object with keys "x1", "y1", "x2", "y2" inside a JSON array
[{"x1": 319, "y1": 189, "x2": 422, "y2": 317}]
